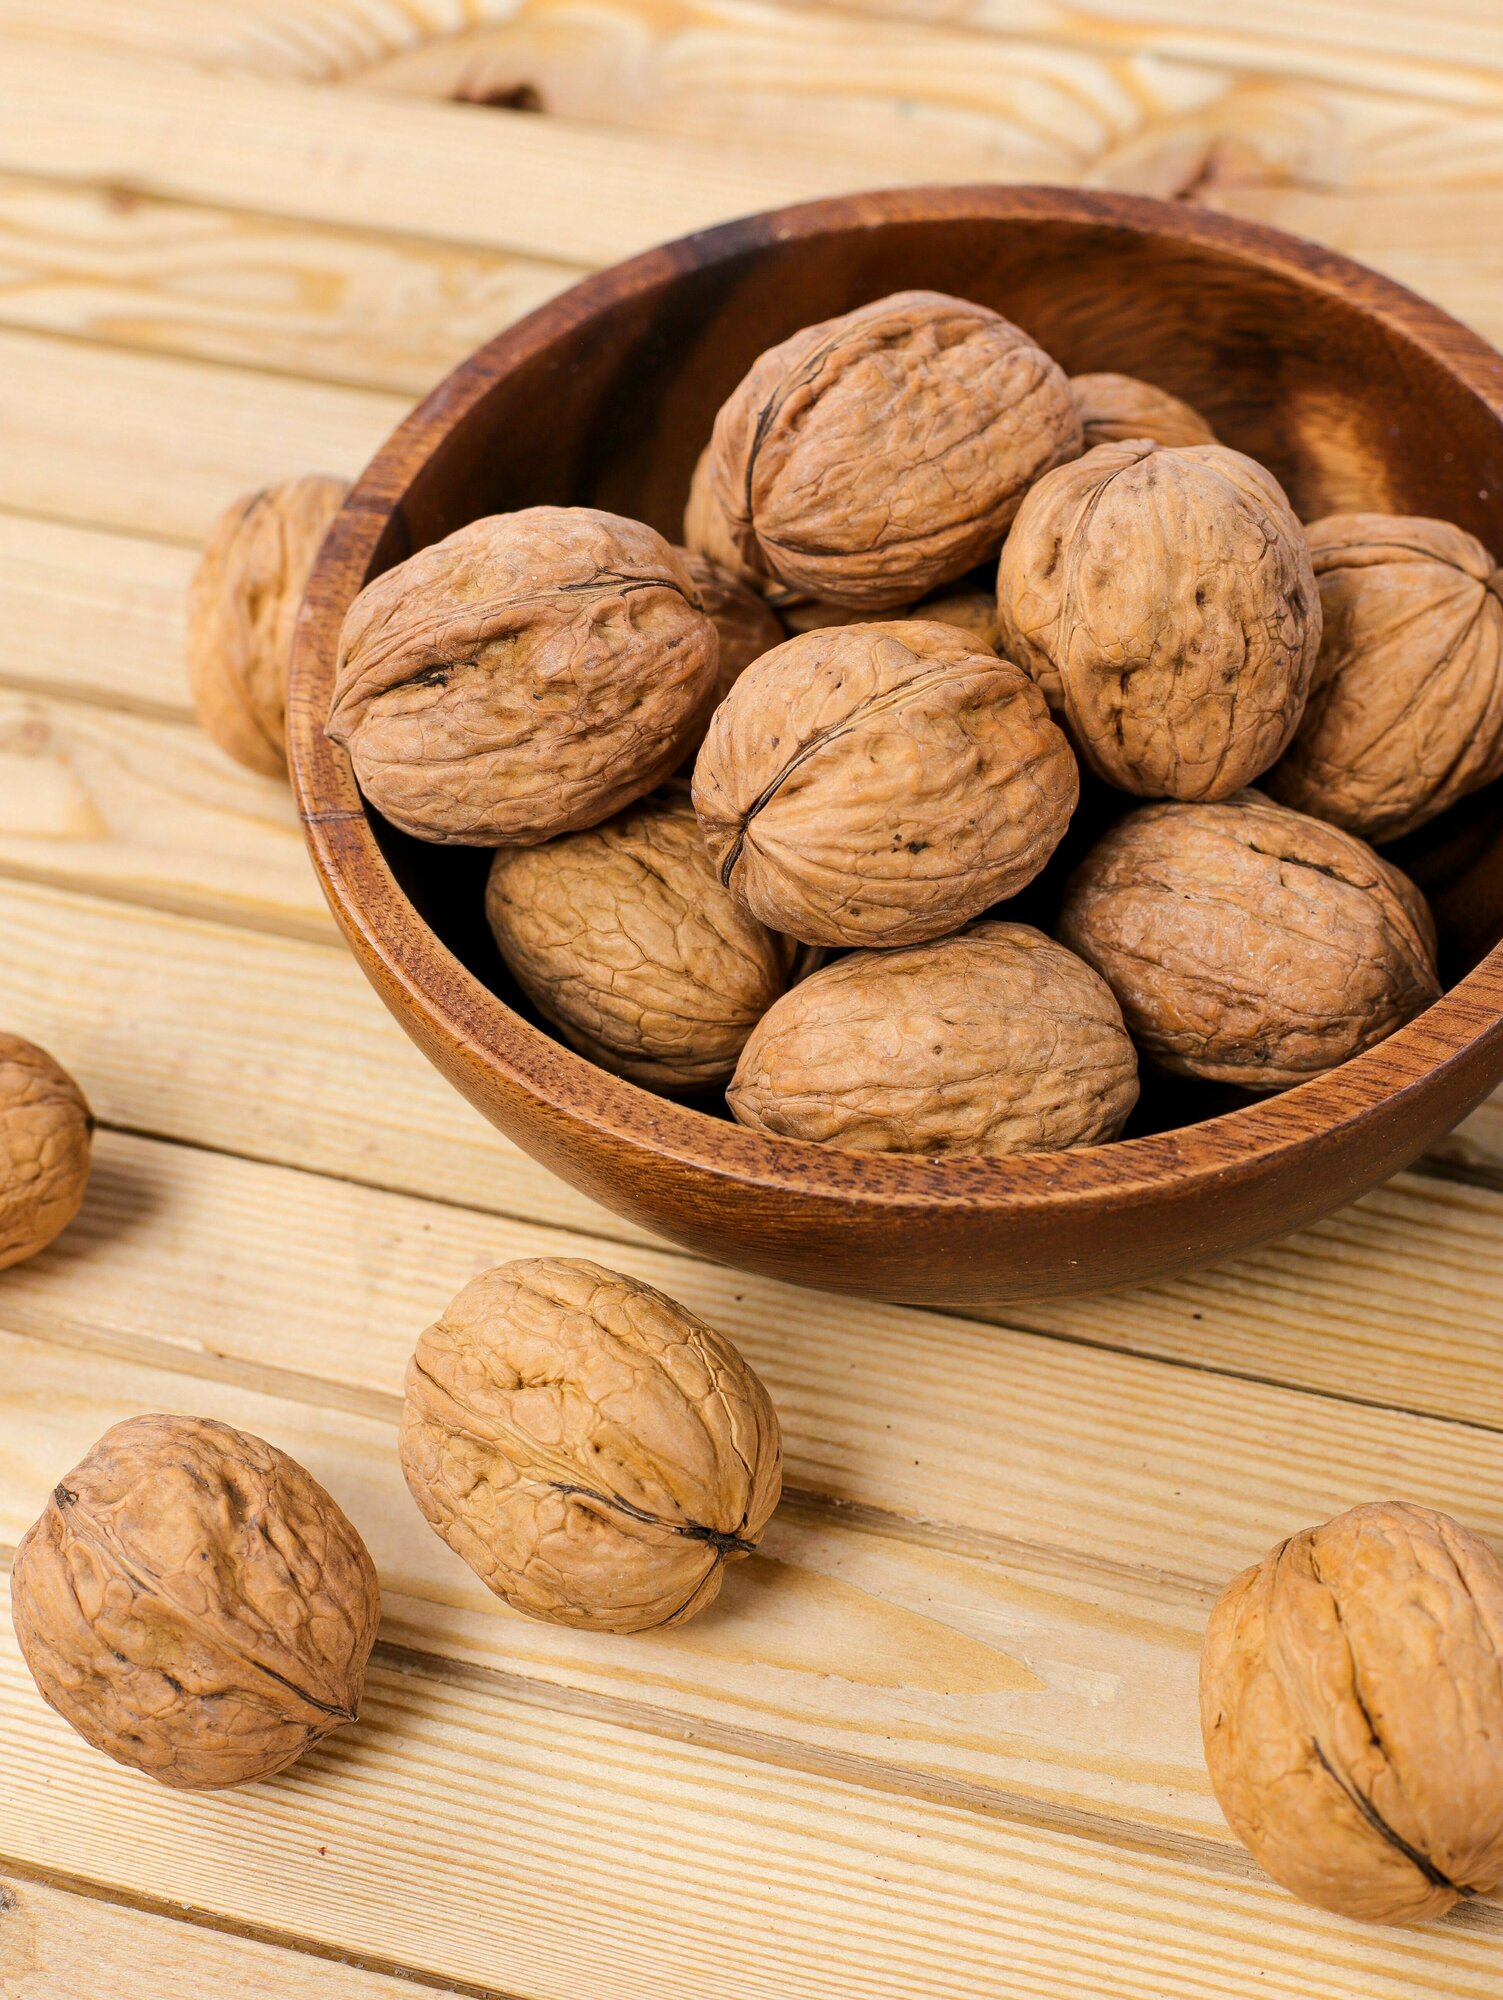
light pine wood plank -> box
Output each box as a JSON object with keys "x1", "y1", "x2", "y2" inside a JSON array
[
  {"x1": 0, "y1": 174, "x2": 578, "y2": 396},
  {"x1": 0, "y1": 688, "x2": 333, "y2": 940},
  {"x1": 0, "y1": 872, "x2": 640, "y2": 1237},
  {"x1": 12, "y1": 1129, "x2": 1503, "y2": 1588},
  {"x1": 0, "y1": 1873, "x2": 444, "y2": 2000},
  {"x1": 0, "y1": 513, "x2": 193, "y2": 717},
  {"x1": 0, "y1": 40, "x2": 859, "y2": 270},
  {"x1": 0, "y1": 327, "x2": 405, "y2": 544},
  {"x1": 1, "y1": 1568, "x2": 1499, "y2": 1998},
  {"x1": 9, "y1": 0, "x2": 1503, "y2": 110}
]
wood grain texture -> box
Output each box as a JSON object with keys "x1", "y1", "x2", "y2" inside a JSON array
[
  {"x1": 0, "y1": 689, "x2": 333, "y2": 940},
  {"x1": 0, "y1": 513, "x2": 193, "y2": 717},
  {"x1": 0, "y1": 1873, "x2": 441, "y2": 2000},
  {"x1": 2, "y1": 1566, "x2": 1501, "y2": 1998},
  {"x1": 0, "y1": 173, "x2": 578, "y2": 395},
  {"x1": 0, "y1": 40, "x2": 858, "y2": 269},
  {"x1": 0, "y1": 328, "x2": 404, "y2": 543}
]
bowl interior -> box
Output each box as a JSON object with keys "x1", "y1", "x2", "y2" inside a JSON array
[{"x1": 336, "y1": 195, "x2": 1503, "y2": 1145}]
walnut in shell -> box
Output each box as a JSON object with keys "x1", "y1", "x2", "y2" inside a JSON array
[
  {"x1": 728, "y1": 921, "x2": 1138, "y2": 1156},
  {"x1": 1058, "y1": 791, "x2": 1440, "y2": 1091},
  {"x1": 998, "y1": 440, "x2": 1321, "y2": 799},
  {"x1": 675, "y1": 547, "x2": 785, "y2": 710},
  {"x1": 11, "y1": 1415, "x2": 380, "y2": 1790},
  {"x1": 400, "y1": 1258, "x2": 781, "y2": 1633},
  {"x1": 1267, "y1": 514, "x2": 1503, "y2": 841},
  {"x1": 912, "y1": 586, "x2": 1000, "y2": 653},
  {"x1": 1201, "y1": 1502, "x2": 1503, "y2": 1924},
  {"x1": 187, "y1": 474, "x2": 349, "y2": 778},
  {"x1": 486, "y1": 788, "x2": 795, "y2": 1089},
  {"x1": 327, "y1": 508, "x2": 719, "y2": 844},
  {"x1": 693, "y1": 620, "x2": 1079, "y2": 949},
  {"x1": 1069, "y1": 372, "x2": 1217, "y2": 451},
  {"x1": 689, "y1": 290, "x2": 1081, "y2": 610},
  {"x1": 0, "y1": 1034, "x2": 91, "y2": 1270}
]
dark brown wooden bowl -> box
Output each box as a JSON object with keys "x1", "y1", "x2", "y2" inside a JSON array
[{"x1": 289, "y1": 185, "x2": 1503, "y2": 1308}]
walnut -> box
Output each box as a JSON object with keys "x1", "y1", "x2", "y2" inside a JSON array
[
  {"x1": 327, "y1": 508, "x2": 719, "y2": 844},
  {"x1": 728, "y1": 921, "x2": 1138, "y2": 1156},
  {"x1": 1267, "y1": 514, "x2": 1503, "y2": 842},
  {"x1": 399, "y1": 1258, "x2": 781, "y2": 1633},
  {"x1": 688, "y1": 290, "x2": 1081, "y2": 610},
  {"x1": 11, "y1": 1414, "x2": 380, "y2": 1791},
  {"x1": 674, "y1": 547, "x2": 784, "y2": 710},
  {"x1": 998, "y1": 440, "x2": 1321, "y2": 799},
  {"x1": 485, "y1": 787, "x2": 795, "y2": 1089},
  {"x1": 1200, "y1": 1502, "x2": 1503, "y2": 1925},
  {"x1": 1058, "y1": 791, "x2": 1440, "y2": 1091},
  {"x1": 187, "y1": 474, "x2": 349, "y2": 778},
  {"x1": 693, "y1": 620, "x2": 1078, "y2": 948},
  {"x1": 1069, "y1": 372, "x2": 1217, "y2": 451},
  {"x1": 0, "y1": 1034, "x2": 92, "y2": 1270},
  {"x1": 912, "y1": 586, "x2": 1000, "y2": 653}
]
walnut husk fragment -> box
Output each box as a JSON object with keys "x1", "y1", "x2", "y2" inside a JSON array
[
  {"x1": 693, "y1": 620, "x2": 1079, "y2": 948},
  {"x1": 1267, "y1": 514, "x2": 1503, "y2": 841},
  {"x1": 728, "y1": 921, "x2": 1138, "y2": 1156},
  {"x1": 998, "y1": 440, "x2": 1321, "y2": 799},
  {"x1": 1069, "y1": 372, "x2": 1217, "y2": 451},
  {"x1": 0, "y1": 1033, "x2": 92, "y2": 1270},
  {"x1": 327, "y1": 507, "x2": 718, "y2": 844},
  {"x1": 1058, "y1": 791, "x2": 1439, "y2": 1091},
  {"x1": 11, "y1": 1414, "x2": 380, "y2": 1790},
  {"x1": 399, "y1": 1258, "x2": 782, "y2": 1633},
  {"x1": 1201, "y1": 1502, "x2": 1503, "y2": 1925},
  {"x1": 689, "y1": 290, "x2": 1081, "y2": 610},
  {"x1": 486, "y1": 788, "x2": 795, "y2": 1089},
  {"x1": 187, "y1": 474, "x2": 349, "y2": 778}
]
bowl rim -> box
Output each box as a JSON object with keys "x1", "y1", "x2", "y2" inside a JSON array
[{"x1": 289, "y1": 182, "x2": 1503, "y2": 1216}]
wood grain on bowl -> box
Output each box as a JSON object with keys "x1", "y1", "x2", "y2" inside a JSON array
[{"x1": 289, "y1": 186, "x2": 1503, "y2": 1307}]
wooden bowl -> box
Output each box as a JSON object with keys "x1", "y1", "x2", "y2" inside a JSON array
[{"x1": 289, "y1": 185, "x2": 1503, "y2": 1308}]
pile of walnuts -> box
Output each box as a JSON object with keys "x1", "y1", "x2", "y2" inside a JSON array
[{"x1": 294, "y1": 287, "x2": 1471, "y2": 1159}]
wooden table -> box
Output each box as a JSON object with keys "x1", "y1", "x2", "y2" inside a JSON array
[{"x1": 2, "y1": 5, "x2": 1503, "y2": 1994}]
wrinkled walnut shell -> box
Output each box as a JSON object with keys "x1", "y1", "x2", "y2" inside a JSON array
[
  {"x1": 693, "y1": 620, "x2": 1078, "y2": 949},
  {"x1": 187, "y1": 474, "x2": 349, "y2": 777},
  {"x1": 1069, "y1": 372, "x2": 1217, "y2": 451},
  {"x1": 486, "y1": 787, "x2": 795, "y2": 1089},
  {"x1": 0, "y1": 1033, "x2": 92, "y2": 1270},
  {"x1": 998, "y1": 440, "x2": 1320, "y2": 799},
  {"x1": 399, "y1": 1258, "x2": 782, "y2": 1633},
  {"x1": 11, "y1": 1414, "x2": 380, "y2": 1790},
  {"x1": 1058, "y1": 791, "x2": 1439, "y2": 1091},
  {"x1": 689, "y1": 289, "x2": 1081, "y2": 609},
  {"x1": 328, "y1": 508, "x2": 718, "y2": 844},
  {"x1": 1201, "y1": 1502, "x2": 1503, "y2": 1925},
  {"x1": 1267, "y1": 514, "x2": 1503, "y2": 842},
  {"x1": 728, "y1": 921, "x2": 1138, "y2": 1156},
  {"x1": 675, "y1": 547, "x2": 785, "y2": 712}
]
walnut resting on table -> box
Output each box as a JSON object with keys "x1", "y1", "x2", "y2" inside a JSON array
[
  {"x1": 187, "y1": 473, "x2": 349, "y2": 778},
  {"x1": 486, "y1": 788, "x2": 795, "y2": 1090},
  {"x1": 998, "y1": 440, "x2": 1320, "y2": 800},
  {"x1": 0, "y1": 1033, "x2": 91, "y2": 1270},
  {"x1": 1201, "y1": 1501, "x2": 1503, "y2": 1924},
  {"x1": 693, "y1": 620, "x2": 1079, "y2": 949},
  {"x1": 687, "y1": 290, "x2": 1081, "y2": 610},
  {"x1": 1058, "y1": 791, "x2": 1440, "y2": 1092},
  {"x1": 728, "y1": 921, "x2": 1138, "y2": 1157},
  {"x1": 1267, "y1": 513, "x2": 1503, "y2": 842},
  {"x1": 327, "y1": 507, "x2": 719, "y2": 844},
  {"x1": 399, "y1": 1258, "x2": 782, "y2": 1633},
  {"x1": 11, "y1": 1414, "x2": 380, "y2": 1790}
]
